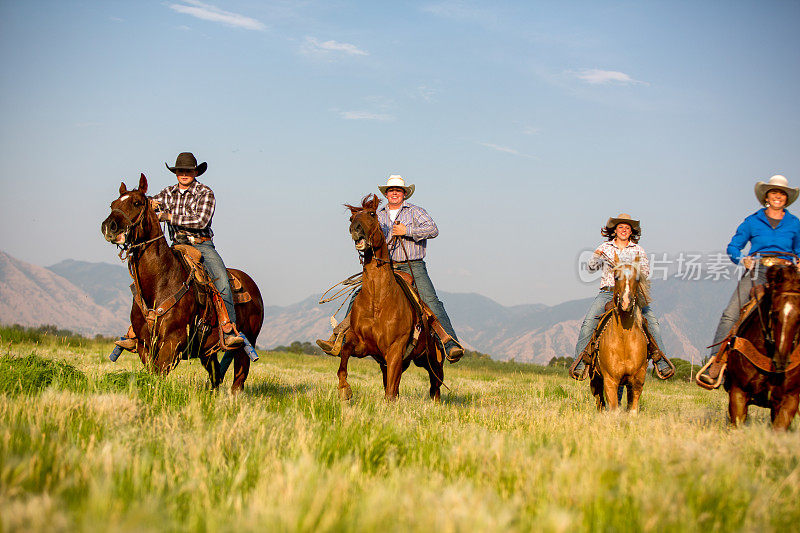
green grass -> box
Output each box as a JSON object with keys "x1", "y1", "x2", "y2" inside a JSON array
[{"x1": 0, "y1": 341, "x2": 798, "y2": 532}]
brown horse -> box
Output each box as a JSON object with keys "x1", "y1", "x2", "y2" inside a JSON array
[
  {"x1": 590, "y1": 254, "x2": 650, "y2": 412},
  {"x1": 336, "y1": 194, "x2": 444, "y2": 401},
  {"x1": 100, "y1": 174, "x2": 264, "y2": 392},
  {"x1": 725, "y1": 265, "x2": 800, "y2": 430}
]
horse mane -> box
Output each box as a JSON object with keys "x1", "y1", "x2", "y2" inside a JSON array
[
  {"x1": 344, "y1": 194, "x2": 382, "y2": 213},
  {"x1": 637, "y1": 277, "x2": 651, "y2": 306},
  {"x1": 768, "y1": 264, "x2": 800, "y2": 293}
]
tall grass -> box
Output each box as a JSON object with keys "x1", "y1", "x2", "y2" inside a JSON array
[{"x1": 0, "y1": 341, "x2": 797, "y2": 532}]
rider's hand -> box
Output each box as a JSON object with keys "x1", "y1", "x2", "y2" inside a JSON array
[
  {"x1": 158, "y1": 212, "x2": 172, "y2": 223},
  {"x1": 150, "y1": 199, "x2": 161, "y2": 211},
  {"x1": 392, "y1": 223, "x2": 407, "y2": 237},
  {"x1": 742, "y1": 256, "x2": 755, "y2": 270}
]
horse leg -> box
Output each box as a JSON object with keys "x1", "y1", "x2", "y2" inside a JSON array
[
  {"x1": 337, "y1": 350, "x2": 353, "y2": 400},
  {"x1": 590, "y1": 373, "x2": 605, "y2": 411},
  {"x1": 728, "y1": 386, "x2": 749, "y2": 427},
  {"x1": 771, "y1": 394, "x2": 799, "y2": 431},
  {"x1": 603, "y1": 376, "x2": 621, "y2": 411},
  {"x1": 416, "y1": 346, "x2": 442, "y2": 402},
  {"x1": 628, "y1": 367, "x2": 646, "y2": 415},
  {"x1": 200, "y1": 352, "x2": 222, "y2": 389},
  {"x1": 384, "y1": 344, "x2": 405, "y2": 401}
]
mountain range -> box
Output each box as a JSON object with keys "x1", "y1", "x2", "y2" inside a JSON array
[{"x1": 0, "y1": 249, "x2": 735, "y2": 364}]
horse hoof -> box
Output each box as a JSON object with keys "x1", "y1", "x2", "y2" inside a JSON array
[{"x1": 338, "y1": 386, "x2": 352, "y2": 401}]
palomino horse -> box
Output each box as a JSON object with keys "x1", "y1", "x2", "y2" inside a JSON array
[
  {"x1": 336, "y1": 194, "x2": 444, "y2": 401},
  {"x1": 725, "y1": 265, "x2": 800, "y2": 430},
  {"x1": 590, "y1": 254, "x2": 650, "y2": 412},
  {"x1": 100, "y1": 174, "x2": 264, "y2": 392}
]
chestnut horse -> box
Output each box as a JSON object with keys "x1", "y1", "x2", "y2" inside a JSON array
[
  {"x1": 336, "y1": 194, "x2": 444, "y2": 401},
  {"x1": 100, "y1": 174, "x2": 264, "y2": 392},
  {"x1": 725, "y1": 265, "x2": 800, "y2": 430},
  {"x1": 590, "y1": 254, "x2": 650, "y2": 412}
]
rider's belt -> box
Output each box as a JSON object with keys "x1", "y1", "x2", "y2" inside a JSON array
[
  {"x1": 174, "y1": 233, "x2": 211, "y2": 245},
  {"x1": 760, "y1": 256, "x2": 793, "y2": 267},
  {"x1": 600, "y1": 287, "x2": 613, "y2": 292}
]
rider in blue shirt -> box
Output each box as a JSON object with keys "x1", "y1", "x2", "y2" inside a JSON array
[{"x1": 698, "y1": 174, "x2": 800, "y2": 386}]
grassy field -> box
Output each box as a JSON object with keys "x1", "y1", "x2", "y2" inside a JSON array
[{"x1": 1, "y1": 336, "x2": 798, "y2": 533}]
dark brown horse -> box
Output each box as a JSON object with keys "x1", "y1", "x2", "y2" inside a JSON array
[
  {"x1": 336, "y1": 194, "x2": 444, "y2": 401},
  {"x1": 100, "y1": 174, "x2": 264, "y2": 392},
  {"x1": 590, "y1": 254, "x2": 650, "y2": 412},
  {"x1": 725, "y1": 265, "x2": 800, "y2": 430}
]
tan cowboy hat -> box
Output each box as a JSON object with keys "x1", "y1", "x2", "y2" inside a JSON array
[
  {"x1": 165, "y1": 152, "x2": 207, "y2": 177},
  {"x1": 605, "y1": 213, "x2": 640, "y2": 233},
  {"x1": 378, "y1": 174, "x2": 414, "y2": 200},
  {"x1": 754, "y1": 174, "x2": 798, "y2": 207}
]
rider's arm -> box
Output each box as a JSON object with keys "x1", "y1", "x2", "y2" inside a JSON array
[
  {"x1": 586, "y1": 243, "x2": 607, "y2": 272},
  {"x1": 637, "y1": 246, "x2": 650, "y2": 279},
  {"x1": 726, "y1": 217, "x2": 752, "y2": 265},
  {"x1": 406, "y1": 206, "x2": 439, "y2": 242},
  {"x1": 172, "y1": 189, "x2": 216, "y2": 230}
]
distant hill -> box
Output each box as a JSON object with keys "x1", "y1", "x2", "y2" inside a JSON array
[
  {"x1": 0, "y1": 249, "x2": 736, "y2": 363},
  {"x1": 0, "y1": 251, "x2": 128, "y2": 336}
]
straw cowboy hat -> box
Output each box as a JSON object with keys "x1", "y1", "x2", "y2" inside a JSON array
[
  {"x1": 754, "y1": 174, "x2": 798, "y2": 207},
  {"x1": 378, "y1": 175, "x2": 414, "y2": 200},
  {"x1": 165, "y1": 152, "x2": 207, "y2": 177},
  {"x1": 605, "y1": 213, "x2": 640, "y2": 233}
]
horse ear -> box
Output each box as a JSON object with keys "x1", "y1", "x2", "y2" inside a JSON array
[
  {"x1": 119, "y1": 182, "x2": 128, "y2": 195},
  {"x1": 138, "y1": 173, "x2": 148, "y2": 194}
]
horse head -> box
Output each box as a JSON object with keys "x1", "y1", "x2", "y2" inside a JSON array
[
  {"x1": 345, "y1": 194, "x2": 384, "y2": 256},
  {"x1": 766, "y1": 265, "x2": 800, "y2": 372},
  {"x1": 612, "y1": 252, "x2": 643, "y2": 313},
  {"x1": 101, "y1": 173, "x2": 159, "y2": 249}
]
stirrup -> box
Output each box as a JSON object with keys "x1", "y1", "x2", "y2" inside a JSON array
[
  {"x1": 569, "y1": 355, "x2": 591, "y2": 381},
  {"x1": 114, "y1": 336, "x2": 137, "y2": 352},
  {"x1": 445, "y1": 340, "x2": 465, "y2": 363},
  {"x1": 222, "y1": 331, "x2": 244, "y2": 350},
  {"x1": 652, "y1": 353, "x2": 675, "y2": 380},
  {"x1": 696, "y1": 359, "x2": 726, "y2": 390}
]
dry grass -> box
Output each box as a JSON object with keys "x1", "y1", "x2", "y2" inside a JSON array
[{"x1": 0, "y1": 341, "x2": 798, "y2": 532}]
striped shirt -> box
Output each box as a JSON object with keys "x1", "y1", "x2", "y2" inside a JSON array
[
  {"x1": 587, "y1": 240, "x2": 650, "y2": 289},
  {"x1": 377, "y1": 202, "x2": 439, "y2": 262},
  {"x1": 152, "y1": 181, "x2": 215, "y2": 241}
]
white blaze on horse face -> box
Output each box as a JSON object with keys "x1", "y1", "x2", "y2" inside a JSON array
[{"x1": 119, "y1": 194, "x2": 130, "y2": 202}]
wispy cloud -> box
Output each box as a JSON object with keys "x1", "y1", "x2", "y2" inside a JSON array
[
  {"x1": 168, "y1": 1, "x2": 265, "y2": 31},
  {"x1": 478, "y1": 142, "x2": 536, "y2": 159},
  {"x1": 303, "y1": 37, "x2": 368, "y2": 57},
  {"x1": 339, "y1": 111, "x2": 394, "y2": 121},
  {"x1": 522, "y1": 126, "x2": 540, "y2": 135},
  {"x1": 572, "y1": 69, "x2": 648, "y2": 86},
  {"x1": 414, "y1": 85, "x2": 438, "y2": 102}
]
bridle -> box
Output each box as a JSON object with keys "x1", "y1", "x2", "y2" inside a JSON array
[
  {"x1": 111, "y1": 196, "x2": 165, "y2": 260},
  {"x1": 353, "y1": 212, "x2": 391, "y2": 267}
]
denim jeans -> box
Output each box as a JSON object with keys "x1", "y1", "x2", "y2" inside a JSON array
[
  {"x1": 710, "y1": 268, "x2": 766, "y2": 352},
  {"x1": 345, "y1": 259, "x2": 459, "y2": 343},
  {"x1": 574, "y1": 291, "x2": 666, "y2": 357},
  {"x1": 195, "y1": 241, "x2": 236, "y2": 323}
]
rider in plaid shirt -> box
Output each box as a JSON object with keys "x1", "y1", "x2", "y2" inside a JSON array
[{"x1": 114, "y1": 152, "x2": 243, "y2": 353}]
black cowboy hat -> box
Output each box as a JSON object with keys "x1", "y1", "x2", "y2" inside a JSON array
[{"x1": 165, "y1": 152, "x2": 207, "y2": 176}]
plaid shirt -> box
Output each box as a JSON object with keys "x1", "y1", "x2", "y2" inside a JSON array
[
  {"x1": 152, "y1": 181, "x2": 215, "y2": 241},
  {"x1": 587, "y1": 240, "x2": 650, "y2": 289},
  {"x1": 377, "y1": 202, "x2": 439, "y2": 261}
]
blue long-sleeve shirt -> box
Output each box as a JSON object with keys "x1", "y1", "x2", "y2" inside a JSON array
[{"x1": 726, "y1": 208, "x2": 800, "y2": 264}]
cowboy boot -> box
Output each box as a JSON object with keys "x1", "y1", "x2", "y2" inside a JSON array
[
  {"x1": 316, "y1": 315, "x2": 350, "y2": 356},
  {"x1": 426, "y1": 315, "x2": 464, "y2": 363},
  {"x1": 643, "y1": 318, "x2": 675, "y2": 379},
  {"x1": 212, "y1": 293, "x2": 244, "y2": 349},
  {"x1": 113, "y1": 325, "x2": 137, "y2": 351},
  {"x1": 569, "y1": 347, "x2": 593, "y2": 381}
]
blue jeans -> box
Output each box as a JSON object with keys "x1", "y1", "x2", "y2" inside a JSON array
[
  {"x1": 710, "y1": 268, "x2": 766, "y2": 353},
  {"x1": 574, "y1": 291, "x2": 665, "y2": 357},
  {"x1": 195, "y1": 241, "x2": 236, "y2": 323},
  {"x1": 346, "y1": 260, "x2": 459, "y2": 343}
]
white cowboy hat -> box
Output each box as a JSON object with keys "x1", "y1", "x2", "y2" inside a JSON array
[
  {"x1": 378, "y1": 174, "x2": 414, "y2": 200},
  {"x1": 605, "y1": 213, "x2": 640, "y2": 233},
  {"x1": 754, "y1": 174, "x2": 799, "y2": 207}
]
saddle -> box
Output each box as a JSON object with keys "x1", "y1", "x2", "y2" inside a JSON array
[
  {"x1": 391, "y1": 269, "x2": 447, "y2": 362},
  {"x1": 172, "y1": 244, "x2": 252, "y2": 304},
  {"x1": 709, "y1": 285, "x2": 800, "y2": 375}
]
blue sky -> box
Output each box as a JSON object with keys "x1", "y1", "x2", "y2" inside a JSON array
[{"x1": 1, "y1": 1, "x2": 799, "y2": 306}]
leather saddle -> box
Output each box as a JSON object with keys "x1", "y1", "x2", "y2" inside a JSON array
[{"x1": 172, "y1": 244, "x2": 251, "y2": 304}]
